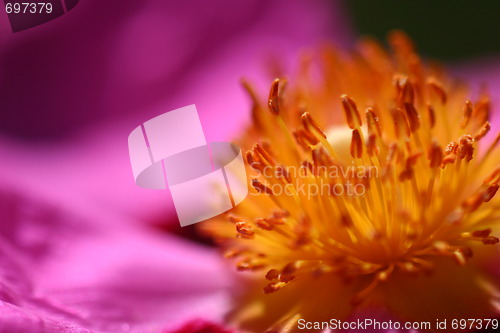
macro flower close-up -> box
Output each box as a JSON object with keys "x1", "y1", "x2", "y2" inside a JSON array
[{"x1": 0, "y1": 1, "x2": 500, "y2": 333}]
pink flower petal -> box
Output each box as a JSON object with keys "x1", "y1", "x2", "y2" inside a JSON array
[
  {"x1": 0, "y1": 185, "x2": 236, "y2": 332},
  {"x1": 0, "y1": 0, "x2": 352, "y2": 227}
]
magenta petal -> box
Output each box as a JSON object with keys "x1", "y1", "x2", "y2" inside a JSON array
[
  {"x1": 0, "y1": 126, "x2": 174, "y2": 224},
  {"x1": 164, "y1": 319, "x2": 237, "y2": 333},
  {"x1": 0, "y1": 186, "x2": 235, "y2": 333}
]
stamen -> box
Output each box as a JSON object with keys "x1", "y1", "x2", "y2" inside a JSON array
[
  {"x1": 472, "y1": 229, "x2": 492, "y2": 238},
  {"x1": 228, "y1": 215, "x2": 244, "y2": 223},
  {"x1": 484, "y1": 184, "x2": 499, "y2": 202},
  {"x1": 256, "y1": 218, "x2": 274, "y2": 231},
  {"x1": 482, "y1": 237, "x2": 499, "y2": 245},
  {"x1": 452, "y1": 250, "x2": 468, "y2": 266},
  {"x1": 473, "y1": 97, "x2": 490, "y2": 127},
  {"x1": 266, "y1": 269, "x2": 280, "y2": 280},
  {"x1": 392, "y1": 108, "x2": 410, "y2": 139},
  {"x1": 427, "y1": 104, "x2": 436, "y2": 128},
  {"x1": 235, "y1": 221, "x2": 255, "y2": 239},
  {"x1": 441, "y1": 141, "x2": 458, "y2": 168},
  {"x1": 404, "y1": 103, "x2": 420, "y2": 132},
  {"x1": 263, "y1": 282, "x2": 287, "y2": 294},
  {"x1": 399, "y1": 153, "x2": 421, "y2": 182},
  {"x1": 301, "y1": 112, "x2": 327, "y2": 139},
  {"x1": 252, "y1": 179, "x2": 273, "y2": 195},
  {"x1": 366, "y1": 134, "x2": 379, "y2": 156},
  {"x1": 293, "y1": 129, "x2": 319, "y2": 150},
  {"x1": 272, "y1": 210, "x2": 290, "y2": 220},
  {"x1": 268, "y1": 79, "x2": 281, "y2": 116},
  {"x1": 461, "y1": 101, "x2": 473, "y2": 129},
  {"x1": 388, "y1": 30, "x2": 415, "y2": 55},
  {"x1": 366, "y1": 108, "x2": 382, "y2": 137},
  {"x1": 341, "y1": 95, "x2": 362, "y2": 129},
  {"x1": 458, "y1": 135, "x2": 474, "y2": 162},
  {"x1": 398, "y1": 78, "x2": 415, "y2": 105},
  {"x1": 224, "y1": 249, "x2": 242, "y2": 258},
  {"x1": 237, "y1": 258, "x2": 267, "y2": 271},
  {"x1": 427, "y1": 78, "x2": 447, "y2": 104},
  {"x1": 429, "y1": 142, "x2": 443, "y2": 168},
  {"x1": 484, "y1": 167, "x2": 500, "y2": 185},
  {"x1": 254, "y1": 143, "x2": 275, "y2": 166},
  {"x1": 350, "y1": 129, "x2": 363, "y2": 158},
  {"x1": 474, "y1": 122, "x2": 491, "y2": 141}
]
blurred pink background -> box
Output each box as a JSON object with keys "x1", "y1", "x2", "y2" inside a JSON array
[{"x1": 0, "y1": 0, "x2": 352, "y2": 228}]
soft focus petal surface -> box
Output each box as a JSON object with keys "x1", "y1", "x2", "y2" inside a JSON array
[{"x1": 0, "y1": 184, "x2": 234, "y2": 333}]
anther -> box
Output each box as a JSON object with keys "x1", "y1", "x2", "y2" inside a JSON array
[
  {"x1": 341, "y1": 95, "x2": 362, "y2": 129},
  {"x1": 441, "y1": 141, "x2": 458, "y2": 168},
  {"x1": 483, "y1": 184, "x2": 499, "y2": 202},
  {"x1": 404, "y1": 103, "x2": 420, "y2": 132},
  {"x1": 235, "y1": 221, "x2": 255, "y2": 239},
  {"x1": 474, "y1": 97, "x2": 490, "y2": 126},
  {"x1": 293, "y1": 129, "x2": 319, "y2": 150},
  {"x1": 427, "y1": 78, "x2": 447, "y2": 104},
  {"x1": 461, "y1": 193, "x2": 484, "y2": 213},
  {"x1": 282, "y1": 262, "x2": 297, "y2": 276},
  {"x1": 265, "y1": 269, "x2": 280, "y2": 280},
  {"x1": 400, "y1": 79, "x2": 415, "y2": 104},
  {"x1": 255, "y1": 218, "x2": 274, "y2": 231},
  {"x1": 228, "y1": 215, "x2": 244, "y2": 223},
  {"x1": 272, "y1": 210, "x2": 290, "y2": 219},
  {"x1": 427, "y1": 104, "x2": 436, "y2": 128},
  {"x1": 223, "y1": 249, "x2": 241, "y2": 258},
  {"x1": 458, "y1": 135, "x2": 474, "y2": 162},
  {"x1": 301, "y1": 112, "x2": 327, "y2": 139},
  {"x1": 246, "y1": 151, "x2": 263, "y2": 171},
  {"x1": 263, "y1": 282, "x2": 287, "y2": 294},
  {"x1": 237, "y1": 258, "x2": 266, "y2": 271},
  {"x1": 472, "y1": 229, "x2": 492, "y2": 238},
  {"x1": 366, "y1": 108, "x2": 382, "y2": 137},
  {"x1": 474, "y1": 122, "x2": 491, "y2": 141},
  {"x1": 482, "y1": 236, "x2": 499, "y2": 245},
  {"x1": 268, "y1": 79, "x2": 281, "y2": 115},
  {"x1": 461, "y1": 101, "x2": 473, "y2": 129},
  {"x1": 428, "y1": 142, "x2": 443, "y2": 168},
  {"x1": 350, "y1": 129, "x2": 363, "y2": 158},
  {"x1": 251, "y1": 179, "x2": 273, "y2": 195}
]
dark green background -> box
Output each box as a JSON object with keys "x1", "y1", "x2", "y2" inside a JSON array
[{"x1": 346, "y1": 0, "x2": 500, "y2": 61}]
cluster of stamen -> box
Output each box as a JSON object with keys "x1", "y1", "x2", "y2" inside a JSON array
[{"x1": 202, "y1": 32, "x2": 500, "y2": 308}]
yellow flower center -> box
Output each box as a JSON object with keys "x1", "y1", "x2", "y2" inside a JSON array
[{"x1": 200, "y1": 31, "x2": 500, "y2": 332}]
